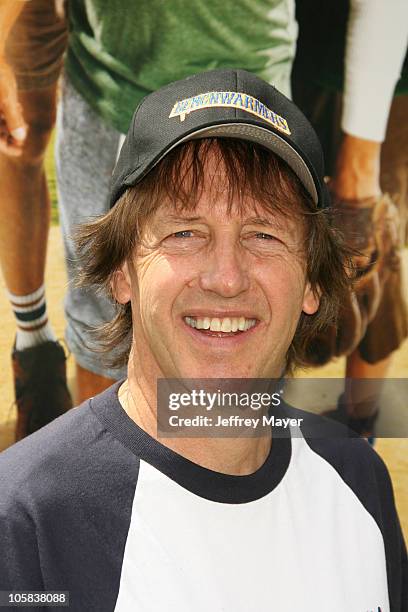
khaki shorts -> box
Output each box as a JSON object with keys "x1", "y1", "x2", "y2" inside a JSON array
[
  {"x1": 292, "y1": 79, "x2": 408, "y2": 363},
  {"x1": 5, "y1": 0, "x2": 68, "y2": 91}
]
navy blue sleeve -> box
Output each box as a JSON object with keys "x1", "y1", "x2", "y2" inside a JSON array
[
  {"x1": 0, "y1": 437, "x2": 45, "y2": 611},
  {"x1": 0, "y1": 474, "x2": 44, "y2": 591},
  {"x1": 0, "y1": 397, "x2": 140, "y2": 612}
]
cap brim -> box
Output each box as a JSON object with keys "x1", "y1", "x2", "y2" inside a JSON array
[{"x1": 146, "y1": 123, "x2": 318, "y2": 205}]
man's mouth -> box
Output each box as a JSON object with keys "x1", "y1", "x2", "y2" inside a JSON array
[{"x1": 183, "y1": 316, "x2": 258, "y2": 336}]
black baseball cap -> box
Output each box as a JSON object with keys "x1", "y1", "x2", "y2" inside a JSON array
[{"x1": 110, "y1": 69, "x2": 330, "y2": 209}]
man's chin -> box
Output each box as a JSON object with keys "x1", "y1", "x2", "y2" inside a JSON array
[{"x1": 173, "y1": 362, "x2": 260, "y2": 380}]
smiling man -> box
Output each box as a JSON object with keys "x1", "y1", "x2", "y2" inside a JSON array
[{"x1": 0, "y1": 70, "x2": 406, "y2": 611}]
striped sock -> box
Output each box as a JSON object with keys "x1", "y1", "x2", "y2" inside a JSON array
[{"x1": 6, "y1": 284, "x2": 57, "y2": 351}]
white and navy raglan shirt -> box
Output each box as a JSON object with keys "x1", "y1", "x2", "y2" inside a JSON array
[{"x1": 0, "y1": 382, "x2": 406, "y2": 612}]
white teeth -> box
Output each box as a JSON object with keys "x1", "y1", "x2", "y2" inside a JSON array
[
  {"x1": 220, "y1": 319, "x2": 232, "y2": 332},
  {"x1": 184, "y1": 316, "x2": 257, "y2": 333},
  {"x1": 238, "y1": 317, "x2": 246, "y2": 331},
  {"x1": 210, "y1": 318, "x2": 221, "y2": 332},
  {"x1": 195, "y1": 317, "x2": 215, "y2": 330}
]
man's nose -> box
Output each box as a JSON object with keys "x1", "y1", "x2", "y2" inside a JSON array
[{"x1": 198, "y1": 240, "x2": 250, "y2": 297}]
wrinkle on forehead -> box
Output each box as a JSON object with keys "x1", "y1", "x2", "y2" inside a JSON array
[
  {"x1": 154, "y1": 147, "x2": 304, "y2": 240},
  {"x1": 168, "y1": 142, "x2": 307, "y2": 220},
  {"x1": 128, "y1": 138, "x2": 314, "y2": 242}
]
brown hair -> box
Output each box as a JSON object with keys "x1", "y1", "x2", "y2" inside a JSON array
[{"x1": 75, "y1": 138, "x2": 352, "y2": 373}]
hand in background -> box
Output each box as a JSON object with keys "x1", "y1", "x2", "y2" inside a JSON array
[
  {"x1": 329, "y1": 133, "x2": 381, "y2": 201},
  {"x1": 0, "y1": 57, "x2": 27, "y2": 156}
]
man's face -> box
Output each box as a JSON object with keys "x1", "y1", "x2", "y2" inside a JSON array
[{"x1": 115, "y1": 152, "x2": 319, "y2": 380}]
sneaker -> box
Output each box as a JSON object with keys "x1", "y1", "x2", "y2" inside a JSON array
[
  {"x1": 12, "y1": 340, "x2": 73, "y2": 441},
  {"x1": 322, "y1": 393, "x2": 378, "y2": 445}
]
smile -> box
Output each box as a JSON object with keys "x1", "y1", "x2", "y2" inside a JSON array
[{"x1": 184, "y1": 316, "x2": 257, "y2": 334}]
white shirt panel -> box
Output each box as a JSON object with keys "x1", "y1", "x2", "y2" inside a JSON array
[{"x1": 114, "y1": 435, "x2": 389, "y2": 612}]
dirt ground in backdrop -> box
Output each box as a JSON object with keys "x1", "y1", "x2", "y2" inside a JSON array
[{"x1": 0, "y1": 226, "x2": 407, "y2": 541}]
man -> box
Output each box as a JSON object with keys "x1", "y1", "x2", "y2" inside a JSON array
[
  {"x1": 292, "y1": 0, "x2": 408, "y2": 438},
  {"x1": 0, "y1": 70, "x2": 406, "y2": 611},
  {"x1": 0, "y1": 0, "x2": 71, "y2": 439}
]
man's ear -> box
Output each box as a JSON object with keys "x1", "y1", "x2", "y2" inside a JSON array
[
  {"x1": 302, "y1": 282, "x2": 320, "y2": 315},
  {"x1": 111, "y1": 262, "x2": 132, "y2": 304}
]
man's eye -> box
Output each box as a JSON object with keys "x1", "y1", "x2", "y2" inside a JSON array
[
  {"x1": 255, "y1": 232, "x2": 275, "y2": 240},
  {"x1": 173, "y1": 230, "x2": 193, "y2": 238}
]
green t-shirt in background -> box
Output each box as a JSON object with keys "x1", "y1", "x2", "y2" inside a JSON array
[{"x1": 65, "y1": 0, "x2": 297, "y2": 134}]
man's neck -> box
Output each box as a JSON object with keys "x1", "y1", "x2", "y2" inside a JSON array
[{"x1": 118, "y1": 378, "x2": 272, "y2": 476}]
